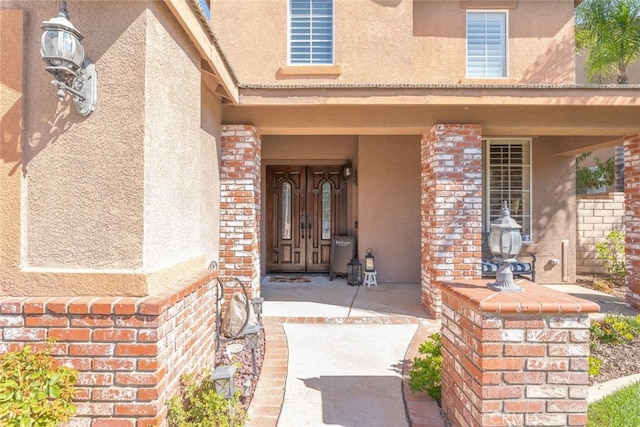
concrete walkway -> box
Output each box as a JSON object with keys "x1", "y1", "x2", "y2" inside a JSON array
[{"x1": 247, "y1": 277, "x2": 640, "y2": 427}]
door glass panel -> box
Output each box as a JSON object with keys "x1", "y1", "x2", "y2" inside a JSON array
[
  {"x1": 321, "y1": 182, "x2": 331, "y2": 240},
  {"x1": 282, "y1": 182, "x2": 292, "y2": 240}
]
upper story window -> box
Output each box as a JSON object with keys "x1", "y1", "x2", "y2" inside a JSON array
[
  {"x1": 483, "y1": 139, "x2": 532, "y2": 239},
  {"x1": 289, "y1": 0, "x2": 334, "y2": 65},
  {"x1": 466, "y1": 11, "x2": 507, "y2": 78}
]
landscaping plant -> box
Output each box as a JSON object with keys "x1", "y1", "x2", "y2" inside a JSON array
[
  {"x1": 0, "y1": 343, "x2": 78, "y2": 426},
  {"x1": 167, "y1": 369, "x2": 247, "y2": 427},
  {"x1": 408, "y1": 333, "x2": 442, "y2": 402},
  {"x1": 595, "y1": 230, "x2": 626, "y2": 288}
]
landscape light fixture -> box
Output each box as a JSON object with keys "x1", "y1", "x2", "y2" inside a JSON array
[
  {"x1": 40, "y1": 0, "x2": 97, "y2": 116},
  {"x1": 487, "y1": 201, "x2": 523, "y2": 293},
  {"x1": 243, "y1": 324, "x2": 260, "y2": 376},
  {"x1": 211, "y1": 365, "x2": 237, "y2": 399}
]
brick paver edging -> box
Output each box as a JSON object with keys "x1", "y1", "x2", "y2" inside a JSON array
[{"x1": 247, "y1": 316, "x2": 446, "y2": 427}]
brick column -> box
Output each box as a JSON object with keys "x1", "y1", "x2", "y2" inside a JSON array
[
  {"x1": 421, "y1": 124, "x2": 483, "y2": 318},
  {"x1": 0, "y1": 270, "x2": 218, "y2": 426},
  {"x1": 220, "y1": 125, "x2": 261, "y2": 300},
  {"x1": 624, "y1": 133, "x2": 640, "y2": 310},
  {"x1": 435, "y1": 280, "x2": 599, "y2": 427}
]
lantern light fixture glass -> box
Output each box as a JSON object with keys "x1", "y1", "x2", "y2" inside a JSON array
[
  {"x1": 343, "y1": 164, "x2": 357, "y2": 185},
  {"x1": 487, "y1": 201, "x2": 524, "y2": 293},
  {"x1": 40, "y1": 0, "x2": 97, "y2": 116}
]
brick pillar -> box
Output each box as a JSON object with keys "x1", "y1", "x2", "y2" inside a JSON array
[
  {"x1": 436, "y1": 280, "x2": 599, "y2": 427},
  {"x1": 624, "y1": 133, "x2": 640, "y2": 310},
  {"x1": 220, "y1": 125, "x2": 261, "y2": 300},
  {"x1": 421, "y1": 124, "x2": 483, "y2": 318},
  {"x1": 0, "y1": 270, "x2": 218, "y2": 426}
]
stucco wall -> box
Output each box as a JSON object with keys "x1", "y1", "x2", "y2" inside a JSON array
[
  {"x1": 531, "y1": 137, "x2": 577, "y2": 283},
  {"x1": 212, "y1": 0, "x2": 576, "y2": 85},
  {"x1": 0, "y1": 1, "x2": 222, "y2": 296},
  {"x1": 358, "y1": 136, "x2": 421, "y2": 283}
]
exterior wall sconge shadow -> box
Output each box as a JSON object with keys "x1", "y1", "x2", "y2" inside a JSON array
[
  {"x1": 343, "y1": 164, "x2": 357, "y2": 185},
  {"x1": 487, "y1": 201, "x2": 523, "y2": 293},
  {"x1": 40, "y1": 1, "x2": 97, "y2": 116}
]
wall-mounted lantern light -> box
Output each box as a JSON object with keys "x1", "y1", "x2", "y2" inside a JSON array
[
  {"x1": 487, "y1": 201, "x2": 523, "y2": 293},
  {"x1": 347, "y1": 257, "x2": 362, "y2": 286},
  {"x1": 343, "y1": 164, "x2": 357, "y2": 185},
  {"x1": 40, "y1": 1, "x2": 97, "y2": 116}
]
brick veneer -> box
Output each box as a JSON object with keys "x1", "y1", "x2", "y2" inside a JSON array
[
  {"x1": 0, "y1": 270, "x2": 218, "y2": 426},
  {"x1": 435, "y1": 280, "x2": 599, "y2": 427},
  {"x1": 421, "y1": 124, "x2": 483, "y2": 318},
  {"x1": 624, "y1": 133, "x2": 640, "y2": 310},
  {"x1": 219, "y1": 125, "x2": 262, "y2": 301}
]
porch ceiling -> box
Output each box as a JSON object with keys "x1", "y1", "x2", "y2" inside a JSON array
[{"x1": 222, "y1": 86, "x2": 640, "y2": 149}]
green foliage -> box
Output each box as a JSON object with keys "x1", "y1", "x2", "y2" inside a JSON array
[
  {"x1": 588, "y1": 356, "x2": 602, "y2": 377},
  {"x1": 575, "y1": 0, "x2": 640, "y2": 84},
  {"x1": 575, "y1": 152, "x2": 615, "y2": 194},
  {"x1": 595, "y1": 230, "x2": 626, "y2": 287},
  {"x1": 590, "y1": 314, "x2": 640, "y2": 349},
  {"x1": 167, "y1": 370, "x2": 247, "y2": 427},
  {"x1": 0, "y1": 343, "x2": 78, "y2": 426},
  {"x1": 588, "y1": 381, "x2": 640, "y2": 426},
  {"x1": 408, "y1": 333, "x2": 442, "y2": 402}
]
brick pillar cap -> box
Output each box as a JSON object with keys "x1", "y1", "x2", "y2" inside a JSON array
[{"x1": 435, "y1": 280, "x2": 600, "y2": 315}]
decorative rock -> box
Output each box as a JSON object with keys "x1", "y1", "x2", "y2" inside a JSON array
[{"x1": 221, "y1": 292, "x2": 257, "y2": 337}]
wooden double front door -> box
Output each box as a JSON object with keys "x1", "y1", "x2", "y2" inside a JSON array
[{"x1": 266, "y1": 165, "x2": 348, "y2": 273}]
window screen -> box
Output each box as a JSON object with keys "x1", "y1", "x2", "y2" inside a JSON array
[{"x1": 290, "y1": 0, "x2": 334, "y2": 65}]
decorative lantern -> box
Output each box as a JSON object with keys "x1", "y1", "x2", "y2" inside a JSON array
[
  {"x1": 40, "y1": 1, "x2": 97, "y2": 116},
  {"x1": 364, "y1": 248, "x2": 375, "y2": 272},
  {"x1": 487, "y1": 201, "x2": 523, "y2": 292},
  {"x1": 347, "y1": 257, "x2": 362, "y2": 286},
  {"x1": 211, "y1": 365, "x2": 236, "y2": 399},
  {"x1": 243, "y1": 324, "x2": 260, "y2": 375}
]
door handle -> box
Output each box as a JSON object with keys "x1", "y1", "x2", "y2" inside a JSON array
[
  {"x1": 301, "y1": 214, "x2": 306, "y2": 239},
  {"x1": 307, "y1": 215, "x2": 312, "y2": 232}
]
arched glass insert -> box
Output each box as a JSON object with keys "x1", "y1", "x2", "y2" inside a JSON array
[
  {"x1": 282, "y1": 182, "x2": 292, "y2": 240},
  {"x1": 321, "y1": 182, "x2": 331, "y2": 240}
]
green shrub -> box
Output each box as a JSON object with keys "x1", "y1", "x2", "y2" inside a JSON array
[
  {"x1": 408, "y1": 333, "x2": 442, "y2": 402},
  {"x1": 167, "y1": 369, "x2": 247, "y2": 427},
  {"x1": 590, "y1": 314, "x2": 640, "y2": 349},
  {"x1": 589, "y1": 356, "x2": 602, "y2": 377},
  {"x1": 0, "y1": 343, "x2": 78, "y2": 426},
  {"x1": 595, "y1": 230, "x2": 626, "y2": 287}
]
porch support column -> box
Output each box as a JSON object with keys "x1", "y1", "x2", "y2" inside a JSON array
[
  {"x1": 421, "y1": 124, "x2": 483, "y2": 318},
  {"x1": 220, "y1": 125, "x2": 262, "y2": 300},
  {"x1": 623, "y1": 133, "x2": 640, "y2": 310}
]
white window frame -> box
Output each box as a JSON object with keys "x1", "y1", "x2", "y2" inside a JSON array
[
  {"x1": 466, "y1": 10, "x2": 508, "y2": 78},
  {"x1": 483, "y1": 138, "x2": 532, "y2": 239},
  {"x1": 288, "y1": 0, "x2": 335, "y2": 65}
]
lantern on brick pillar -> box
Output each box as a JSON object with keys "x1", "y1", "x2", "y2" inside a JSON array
[{"x1": 487, "y1": 201, "x2": 523, "y2": 292}]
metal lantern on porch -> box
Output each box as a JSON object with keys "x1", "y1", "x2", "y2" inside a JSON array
[
  {"x1": 487, "y1": 201, "x2": 523, "y2": 292},
  {"x1": 347, "y1": 257, "x2": 362, "y2": 286},
  {"x1": 364, "y1": 248, "x2": 375, "y2": 272}
]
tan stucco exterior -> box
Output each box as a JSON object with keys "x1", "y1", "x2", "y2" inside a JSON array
[
  {"x1": 213, "y1": 0, "x2": 576, "y2": 85},
  {"x1": 0, "y1": 2, "x2": 222, "y2": 296},
  {"x1": 2, "y1": 0, "x2": 639, "y2": 298}
]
